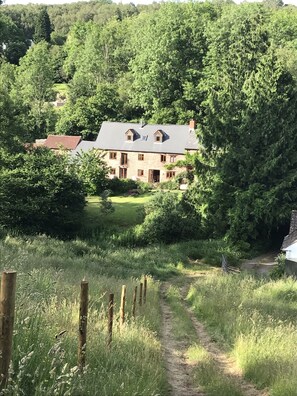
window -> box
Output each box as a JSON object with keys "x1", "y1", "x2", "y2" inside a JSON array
[
  {"x1": 138, "y1": 154, "x2": 144, "y2": 161},
  {"x1": 161, "y1": 155, "x2": 166, "y2": 162},
  {"x1": 138, "y1": 169, "x2": 144, "y2": 177},
  {"x1": 170, "y1": 155, "x2": 176, "y2": 163},
  {"x1": 110, "y1": 152, "x2": 117, "y2": 160},
  {"x1": 127, "y1": 135, "x2": 132, "y2": 141},
  {"x1": 156, "y1": 136, "x2": 161, "y2": 142},
  {"x1": 166, "y1": 171, "x2": 176, "y2": 179},
  {"x1": 110, "y1": 168, "x2": 116, "y2": 175}
]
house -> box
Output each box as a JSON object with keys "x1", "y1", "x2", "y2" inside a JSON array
[
  {"x1": 43, "y1": 135, "x2": 82, "y2": 151},
  {"x1": 93, "y1": 120, "x2": 199, "y2": 183},
  {"x1": 29, "y1": 135, "x2": 95, "y2": 155},
  {"x1": 281, "y1": 210, "x2": 297, "y2": 275}
]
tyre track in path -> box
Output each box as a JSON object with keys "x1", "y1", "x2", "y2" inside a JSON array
[
  {"x1": 160, "y1": 283, "x2": 205, "y2": 396},
  {"x1": 161, "y1": 277, "x2": 269, "y2": 396}
]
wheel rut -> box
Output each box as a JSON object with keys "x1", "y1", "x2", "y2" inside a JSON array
[{"x1": 160, "y1": 277, "x2": 268, "y2": 396}]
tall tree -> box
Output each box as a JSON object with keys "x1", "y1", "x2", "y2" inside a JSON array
[
  {"x1": 16, "y1": 41, "x2": 55, "y2": 139},
  {"x1": 34, "y1": 7, "x2": 51, "y2": 43},
  {"x1": 195, "y1": 3, "x2": 297, "y2": 243}
]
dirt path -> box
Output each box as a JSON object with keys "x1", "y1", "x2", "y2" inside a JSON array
[
  {"x1": 160, "y1": 284, "x2": 205, "y2": 396},
  {"x1": 160, "y1": 276, "x2": 269, "y2": 396}
]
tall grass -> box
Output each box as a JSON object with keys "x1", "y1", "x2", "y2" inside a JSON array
[
  {"x1": 187, "y1": 273, "x2": 297, "y2": 395},
  {"x1": 0, "y1": 236, "x2": 167, "y2": 395}
]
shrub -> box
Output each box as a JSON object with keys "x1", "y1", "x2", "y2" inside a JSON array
[
  {"x1": 136, "y1": 191, "x2": 201, "y2": 244},
  {"x1": 108, "y1": 178, "x2": 138, "y2": 194},
  {"x1": 270, "y1": 253, "x2": 286, "y2": 280},
  {"x1": 0, "y1": 148, "x2": 85, "y2": 237}
]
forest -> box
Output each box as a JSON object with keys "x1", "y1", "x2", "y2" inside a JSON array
[{"x1": 1, "y1": 0, "x2": 297, "y2": 246}]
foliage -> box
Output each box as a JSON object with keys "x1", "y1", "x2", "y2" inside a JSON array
[
  {"x1": 107, "y1": 177, "x2": 138, "y2": 195},
  {"x1": 73, "y1": 149, "x2": 110, "y2": 196},
  {"x1": 16, "y1": 41, "x2": 56, "y2": 139},
  {"x1": 99, "y1": 189, "x2": 114, "y2": 214},
  {"x1": 194, "y1": 3, "x2": 297, "y2": 243},
  {"x1": 0, "y1": 148, "x2": 85, "y2": 236},
  {"x1": 270, "y1": 253, "x2": 286, "y2": 279},
  {"x1": 0, "y1": 13, "x2": 28, "y2": 64},
  {"x1": 134, "y1": 191, "x2": 201, "y2": 245},
  {"x1": 33, "y1": 7, "x2": 51, "y2": 43},
  {"x1": 56, "y1": 84, "x2": 122, "y2": 139}
]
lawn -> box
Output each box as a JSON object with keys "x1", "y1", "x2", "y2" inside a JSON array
[
  {"x1": 53, "y1": 83, "x2": 68, "y2": 96},
  {"x1": 80, "y1": 194, "x2": 152, "y2": 237}
]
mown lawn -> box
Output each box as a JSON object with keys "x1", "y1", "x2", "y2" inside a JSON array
[{"x1": 80, "y1": 194, "x2": 152, "y2": 237}]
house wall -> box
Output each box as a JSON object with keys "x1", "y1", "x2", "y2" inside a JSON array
[
  {"x1": 284, "y1": 242, "x2": 297, "y2": 260},
  {"x1": 285, "y1": 259, "x2": 297, "y2": 276},
  {"x1": 103, "y1": 150, "x2": 188, "y2": 183}
]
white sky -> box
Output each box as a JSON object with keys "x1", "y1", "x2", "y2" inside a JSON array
[{"x1": 3, "y1": 0, "x2": 297, "y2": 6}]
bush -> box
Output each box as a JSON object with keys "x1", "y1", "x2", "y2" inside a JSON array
[
  {"x1": 0, "y1": 148, "x2": 86, "y2": 237},
  {"x1": 135, "y1": 191, "x2": 201, "y2": 244},
  {"x1": 270, "y1": 253, "x2": 286, "y2": 280},
  {"x1": 108, "y1": 178, "x2": 138, "y2": 195}
]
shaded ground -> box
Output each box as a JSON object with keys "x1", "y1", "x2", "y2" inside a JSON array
[{"x1": 241, "y1": 252, "x2": 278, "y2": 276}]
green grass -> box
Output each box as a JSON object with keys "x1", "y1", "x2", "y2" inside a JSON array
[
  {"x1": 1, "y1": 236, "x2": 166, "y2": 395},
  {"x1": 53, "y1": 83, "x2": 68, "y2": 96},
  {"x1": 80, "y1": 194, "x2": 152, "y2": 238},
  {"x1": 187, "y1": 273, "x2": 297, "y2": 395},
  {"x1": 165, "y1": 283, "x2": 244, "y2": 395}
]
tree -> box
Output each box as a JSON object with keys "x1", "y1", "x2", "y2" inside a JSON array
[
  {"x1": 0, "y1": 13, "x2": 28, "y2": 64},
  {"x1": 56, "y1": 84, "x2": 122, "y2": 139},
  {"x1": 73, "y1": 149, "x2": 110, "y2": 195},
  {"x1": 129, "y1": 2, "x2": 218, "y2": 123},
  {"x1": 34, "y1": 7, "x2": 51, "y2": 43},
  {"x1": 195, "y1": 3, "x2": 297, "y2": 244},
  {"x1": 0, "y1": 148, "x2": 86, "y2": 236},
  {"x1": 0, "y1": 61, "x2": 27, "y2": 150},
  {"x1": 16, "y1": 41, "x2": 56, "y2": 139}
]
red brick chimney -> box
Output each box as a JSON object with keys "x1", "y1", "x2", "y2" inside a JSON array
[{"x1": 189, "y1": 119, "x2": 196, "y2": 130}]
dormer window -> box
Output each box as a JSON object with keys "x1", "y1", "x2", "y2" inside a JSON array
[
  {"x1": 154, "y1": 130, "x2": 164, "y2": 143},
  {"x1": 125, "y1": 129, "x2": 136, "y2": 142}
]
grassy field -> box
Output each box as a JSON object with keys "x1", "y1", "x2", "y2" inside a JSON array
[
  {"x1": 81, "y1": 195, "x2": 151, "y2": 237},
  {"x1": 53, "y1": 83, "x2": 68, "y2": 96},
  {"x1": 1, "y1": 194, "x2": 293, "y2": 395},
  {"x1": 1, "y1": 236, "x2": 167, "y2": 395},
  {"x1": 187, "y1": 273, "x2": 297, "y2": 396}
]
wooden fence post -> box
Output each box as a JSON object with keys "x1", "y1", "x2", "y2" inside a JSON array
[
  {"x1": 144, "y1": 276, "x2": 147, "y2": 304},
  {"x1": 0, "y1": 271, "x2": 17, "y2": 390},
  {"x1": 78, "y1": 280, "x2": 88, "y2": 370},
  {"x1": 132, "y1": 286, "x2": 137, "y2": 318},
  {"x1": 120, "y1": 286, "x2": 126, "y2": 326},
  {"x1": 107, "y1": 293, "x2": 114, "y2": 348},
  {"x1": 139, "y1": 282, "x2": 143, "y2": 306}
]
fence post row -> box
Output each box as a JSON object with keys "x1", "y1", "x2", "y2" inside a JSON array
[
  {"x1": 78, "y1": 280, "x2": 88, "y2": 370},
  {"x1": 120, "y1": 285, "x2": 126, "y2": 326},
  {"x1": 0, "y1": 271, "x2": 17, "y2": 391},
  {"x1": 107, "y1": 293, "x2": 114, "y2": 348}
]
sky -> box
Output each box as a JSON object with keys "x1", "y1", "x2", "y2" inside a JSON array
[{"x1": 3, "y1": 0, "x2": 297, "y2": 6}]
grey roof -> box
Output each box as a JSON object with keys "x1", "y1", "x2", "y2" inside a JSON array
[
  {"x1": 71, "y1": 140, "x2": 95, "y2": 156},
  {"x1": 93, "y1": 122, "x2": 199, "y2": 154},
  {"x1": 282, "y1": 210, "x2": 297, "y2": 249}
]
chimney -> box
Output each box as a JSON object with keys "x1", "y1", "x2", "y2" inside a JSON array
[{"x1": 189, "y1": 119, "x2": 196, "y2": 131}]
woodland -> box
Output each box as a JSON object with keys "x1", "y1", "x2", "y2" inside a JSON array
[{"x1": 1, "y1": 0, "x2": 297, "y2": 246}]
